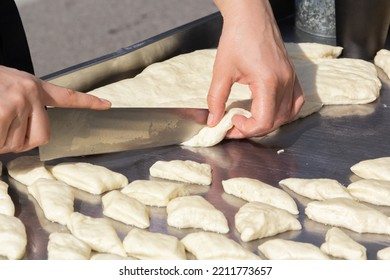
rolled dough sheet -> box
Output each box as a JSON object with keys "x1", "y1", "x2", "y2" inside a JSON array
[
  {"x1": 47, "y1": 232, "x2": 91, "y2": 260},
  {"x1": 374, "y1": 49, "x2": 390, "y2": 80},
  {"x1": 350, "y1": 157, "x2": 390, "y2": 181},
  {"x1": 284, "y1": 42, "x2": 343, "y2": 60},
  {"x1": 0, "y1": 214, "x2": 27, "y2": 260},
  {"x1": 0, "y1": 180, "x2": 15, "y2": 216},
  {"x1": 347, "y1": 179, "x2": 390, "y2": 206}
]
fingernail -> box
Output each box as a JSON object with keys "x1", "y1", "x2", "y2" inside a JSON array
[{"x1": 100, "y1": 98, "x2": 112, "y2": 106}]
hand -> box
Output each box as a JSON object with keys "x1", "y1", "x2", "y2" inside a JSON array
[
  {"x1": 0, "y1": 66, "x2": 111, "y2": 154},
  {"x1": 208, "y1": 0, "x2": 304, "y2": 138}
]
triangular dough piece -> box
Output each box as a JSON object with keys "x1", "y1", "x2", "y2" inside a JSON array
[
  {"x1": 102, "y1": 190, "x2": 150, "y2": 228},
  {"x1": 181, "y1": 232, "x2": 261, "y2": 260},
  {"x1": 123, "y1": 228, "x2": 186, "y2": 260},
  {"x1": 347, "y1": 179, "x2": 390, "y2": 206},
  {"x1": 374, "y1": 49, "x2": 390, "y2": 80},
  {"x1": 235, "y1": 202, "x2": 302, "y2": 242},
  {"x1": 350, "y1": 157, "x2": 390, "y2": 181},
  {"x1": 222, "y1": 177, "x2": 299, "y2": 215},
  {"x1": 0, "y1": 214, "x2": 27, "y2": 260},
  {"x1": 47, "y1": 232, "x2": 91, "y2": 260},
  {"x1": 377, "y1": 247, "x2": 390, "y2": 260},
  {"x1": 167, "y1": 195, "x2": 229, "y2": 233},
  {"x1": 0, "y1": 181, "x2": 15, "y2": 216},
  {"x1": 285, "y1": 42, "x2": 343, "y2": 60}
]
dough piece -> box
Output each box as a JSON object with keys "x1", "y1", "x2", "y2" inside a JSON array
[
  {"x1": 121, "y1": 180, "x2": 189, "y2": 207},
  {"x1": 279, "y1": 178, "x2": 353, "y2": 201},
  {"x1": 149, "y1": 160, "x2": 212, "y2": 185},
  {"x1": 320, "y1": 227, "x2": 367, "y2": 260},
  {"x1": 285, "y1": 42, "x2": 343, "y2": 60},
  {"x1": 374, "y1": 49, "x2": 390, "y2": 79},
  {"x1": 67, "y1": 212, "x2": 126, "y2": 257},
  {"x1": 50, "y1": 162, "x2": 128, "y2": 195},
  {"x1": 0, "y1": 214, "x2": 27, "y2": 260},
  {"x1": 47, "y1": 232, "x2": 91, "y2": 260},
  {"x1": 347, "y1": 179, "x2": 390, "y2": 206},
  {"x1": 90, "y1": 253, "x2": 136, "y2": 260},
  {"x1": 27, "y1": 178, "x2": 74, "y2": 225},
  {"x1": 167, "y1": 195, "x2": 229, "y2": 233},
  {"x1": 182, "y1": 108, "x2": 252, "y2": 147},
  {"x1": 102, "y1": 190, "x2": 150, "y2": 229},
  {"x1": 222, "y1": 177, "x2": 299, "y2": 215},
  {"x1": 235, "y1": 202, "x2": 302, "y2": 242},
  {"x1": 258, "y1": 239, "x2": 330, "y2": 260},
  {"x1": 181, "y1": 232, "x2": 261, "y2": 260},
  {"x1": 350, "y1": 157, "x2": 390, "y2": 181},
  {"x1": 0, "y1": 180, "x2": 15, "y2": 216},
  {"x1": 6, "y1": 155, "x2": 55, "y2": 186},
  {"x1": 123, "y1": 228, "x2": 186, "y2": 260},
  {"x1": 305, "y1": 198, "x2": 390, "y2": 234},
  {"x1": 377, "y1": 247, "x2": 390, "y2": 260}
]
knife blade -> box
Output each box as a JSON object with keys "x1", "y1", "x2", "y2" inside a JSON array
[{"x1": 39, "y1": 107, "x2": 208, "y2": 161}]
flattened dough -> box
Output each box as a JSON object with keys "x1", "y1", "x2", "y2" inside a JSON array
[
  {"x1": 222, "y1": 177, "x2": 299, "y2": 215},
  {"x1": 235, "y1": 202, "x2": 301, "y2": 242},
  {"x1": 67, "y1": 212, "x2": 126, "y2": 256},
  {"x1": 47, "y1": 232, "x2": 91, "y2": 260},
  {"x1": 0, "y1": 180, "x2": 15, "y2": 216},
  {"x1": 258, "y1": 239, "x2": 330, "y2": 260},
  {"x1": 305, "y1": 198, "x2": 390, "y2": 234},
  {"x1": 0, "y1": 214, "x2": 27, "y2": 260},
  {"x1": 149, "y1": 160, "x2": 212, "y2": 185},
  {"x1": 377, "y1": 247, "x2": 390, "y2": 260},
  {"x1": 347, "y1": 179, "x2": 390, "y2": 206},
  {"x1": 167, "y1": 195, "x2": 229, "y2": 233},
  {"x1": 50, "y1": 162, "x2": 128, "y2": 195},
  {"x1": 320, "y1": 227, "x2": 366, "y2": 260},
  {"x1": 285, "y1": 42, "x2": 343, "y2": 60},
  {"x1": 123, "y1": 228, "x2": 186, "y2": 260},
  {"x1": 181, "y1": 232, "x2": 261, "y2": 260},
  {"x1": 279, "y1": 178, "x2": 353, "y2": 201},
  {"x1": 350, "y1": 157, "x2": 390, "y2": 181},
  {"x1": 28, "y1": 178, "x2": 74, "y2": 225},
  {"x1": 6, "y1": 155, "x2": 55, "y2": 186},
  {"x1": 121, "y1": 179, "x2": 189, "y2": 207},
  {"x1": 102, "y1": 190, "x2": 150, "y2": 228},
  {"x1": 374, "y1": 49, "x2": 390, "y2": 79}
]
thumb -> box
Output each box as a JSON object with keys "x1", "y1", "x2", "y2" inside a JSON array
[{"x1": 207, "y1": 74, "x2": 232, "y2": 127}]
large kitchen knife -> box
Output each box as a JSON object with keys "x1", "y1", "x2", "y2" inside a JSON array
[{"x1": 39, "y1": 107, "x2": 208, "y2": 161}]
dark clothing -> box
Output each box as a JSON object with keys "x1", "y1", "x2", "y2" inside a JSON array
[{"x1": 0, "y1": 0, "x2": 34, "y2": 74}]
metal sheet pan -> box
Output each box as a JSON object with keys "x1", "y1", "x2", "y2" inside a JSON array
[{"x1": 1, "y1": 14, "x2": 390, "y2": 260}]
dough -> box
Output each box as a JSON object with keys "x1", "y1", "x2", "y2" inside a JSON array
[
  {"x1": 102, "y1": 190, "x2": 150, "y2": 229},
  {"x1": 67, "y1": 212, "x2": 127, "y2": 257},
  {"x1": 347, "y1": 179, "x2": 390, "y2": 206},
  {"x1": 320, "y1": 227, "x2": 367, "y2": 260},
  {"x1": 222, "y1": 177, "x2": 299, "y2": 215},
  {"x1": 0, "y1": 214, "x2": 27, "y2": 260},
  {"x1": 0, "y1": 180, "x2": 15, "y2": 216},
  {"x1": 167, "y1": 195, "x2": 229, "y2": 233},
  {"x1": 350, "y1": 157, "x2": 390, "y2": 181},
  {"x1": 235, "y1": 202, "x2": 302, "y2": 242},
  {"x1": 121, "y1": 179, "x2": 189, "y2": 207},
  {"x1": 123, "y1": 228, "x2": 186, "y2": 260},
  {"x1": 50, "y1": 162, "x2": 129, "y2": 195},
  {"x1": 377, "y1": 247, "x2": 390, "y2": 260},
  {"x1": 258, "y1": 239, "x2": 330, "y2": 260},
  {"x1": 27, "y1": 178, "x2": 74, "y2": 225},
  {"x1": 285, "y1": 42, "x2": 343, "y2": 60},
  {"x1": 6, "y1": 155, "x2": 55, "y2": 186},
  {"x1": 374, "y1": 49, "x2": 390, "y2": 79},
  {"x1": 305, "y1": 198, "x2": 390, "y2": 234},
  {"x1": 181, "y1": 232, "x2": 261, "y2": 260},
  {"x1": 279, "y1": 178, "x2": 353, "y2": 201},
  {"x1": 149, "y1": 160, "x2": 212, "y2": 185},
  {"x1": 90, "y1": 253, "x2": 136, "y2": 260},
  {"x1": 47, "y1": 232, "x2": 91, "y2": 260}
]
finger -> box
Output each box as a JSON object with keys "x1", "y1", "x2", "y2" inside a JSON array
[
  {"x1": 21, "y1": 105, "x2": 50, "y2": 152},
  {"x1": 1, "y1": 113, "x2": 29, "y2": 153},
  {"x1": 0, "y1": 109, "x2": 14, "y2": 148}
]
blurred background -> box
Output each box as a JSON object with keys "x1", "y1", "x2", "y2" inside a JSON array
[{"x1": 15, "y1": 0, "x2": 218, "y2": 77}]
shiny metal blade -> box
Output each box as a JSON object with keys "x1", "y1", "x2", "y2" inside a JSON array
[{"x1": 39, "y1": 107, "x2": 208, "y2": 161}]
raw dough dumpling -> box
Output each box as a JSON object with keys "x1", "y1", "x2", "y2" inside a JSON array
[
  {"x1": 235, "y1": 202, "x2": 302, "y2": 242},
  {"x1": 285, "y1": 42, "x2": 343, "y2": 60},
  {"x1": 258, "y1": 239, "x2": 330, "y2": 260},
  {"x1": 0, "y1": 214, "x2": 27, "y2": 260},
  {"x1": 320, "y1": 227, "x2": 367, "y2": 260},
  {"x1": 222, "y1": 177, "x2": 299, "y2": 215},
  {"x1": 102, "y1": 190, "x2": 150, "y2": 229},
  {"x1": 50, "y1": 162, "x2": 128, "y2": 195},
  {"x1": 67, "y1": 212, "x2": 126, "y2": 257},
  {"x1": 347, "y1": 179, "x2": 390, "y2": 206},
  {"x1": 167, "y1": 195, "x2": 229, "y2": 233},
  {"x1": 350, "y1": 157, "x2": 390, "y2": 181},
  {"x1": 121, "y1": 180, "x2": 189, "y2": 207},
  {"x1": 0, "y1": 180, "x2": 15, "y2": 216},
  {"x1": 6, "y1": 155, "x2": 55, "y2": 186},
  {"x1": 47, "y1": 232, "x2": 91, "y2": 260},
  {"x1": 305, "y1": 198, "x2": 390, "y2": 234},
  {"x1": 374, "y1": 49, "x2": 390, "y2": 79},
  {"x1": 181, "y1": 232, "x2": 261, "y2": 260},
  {"x1": 149, "y1": 160, "x2": 212, "y2": 185},
  {"x1": 279, "y1": 178, "x2": 353, "y2": 201},
  {"x1": 27, "y1": 178, "x2": 74, "y2": 225},
  {"x1": 377, "y1": 247, "x2": 390, "y2": 260},
  {"x1": 123, "y1": 228, "x2": 186, "y2": 260}
]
